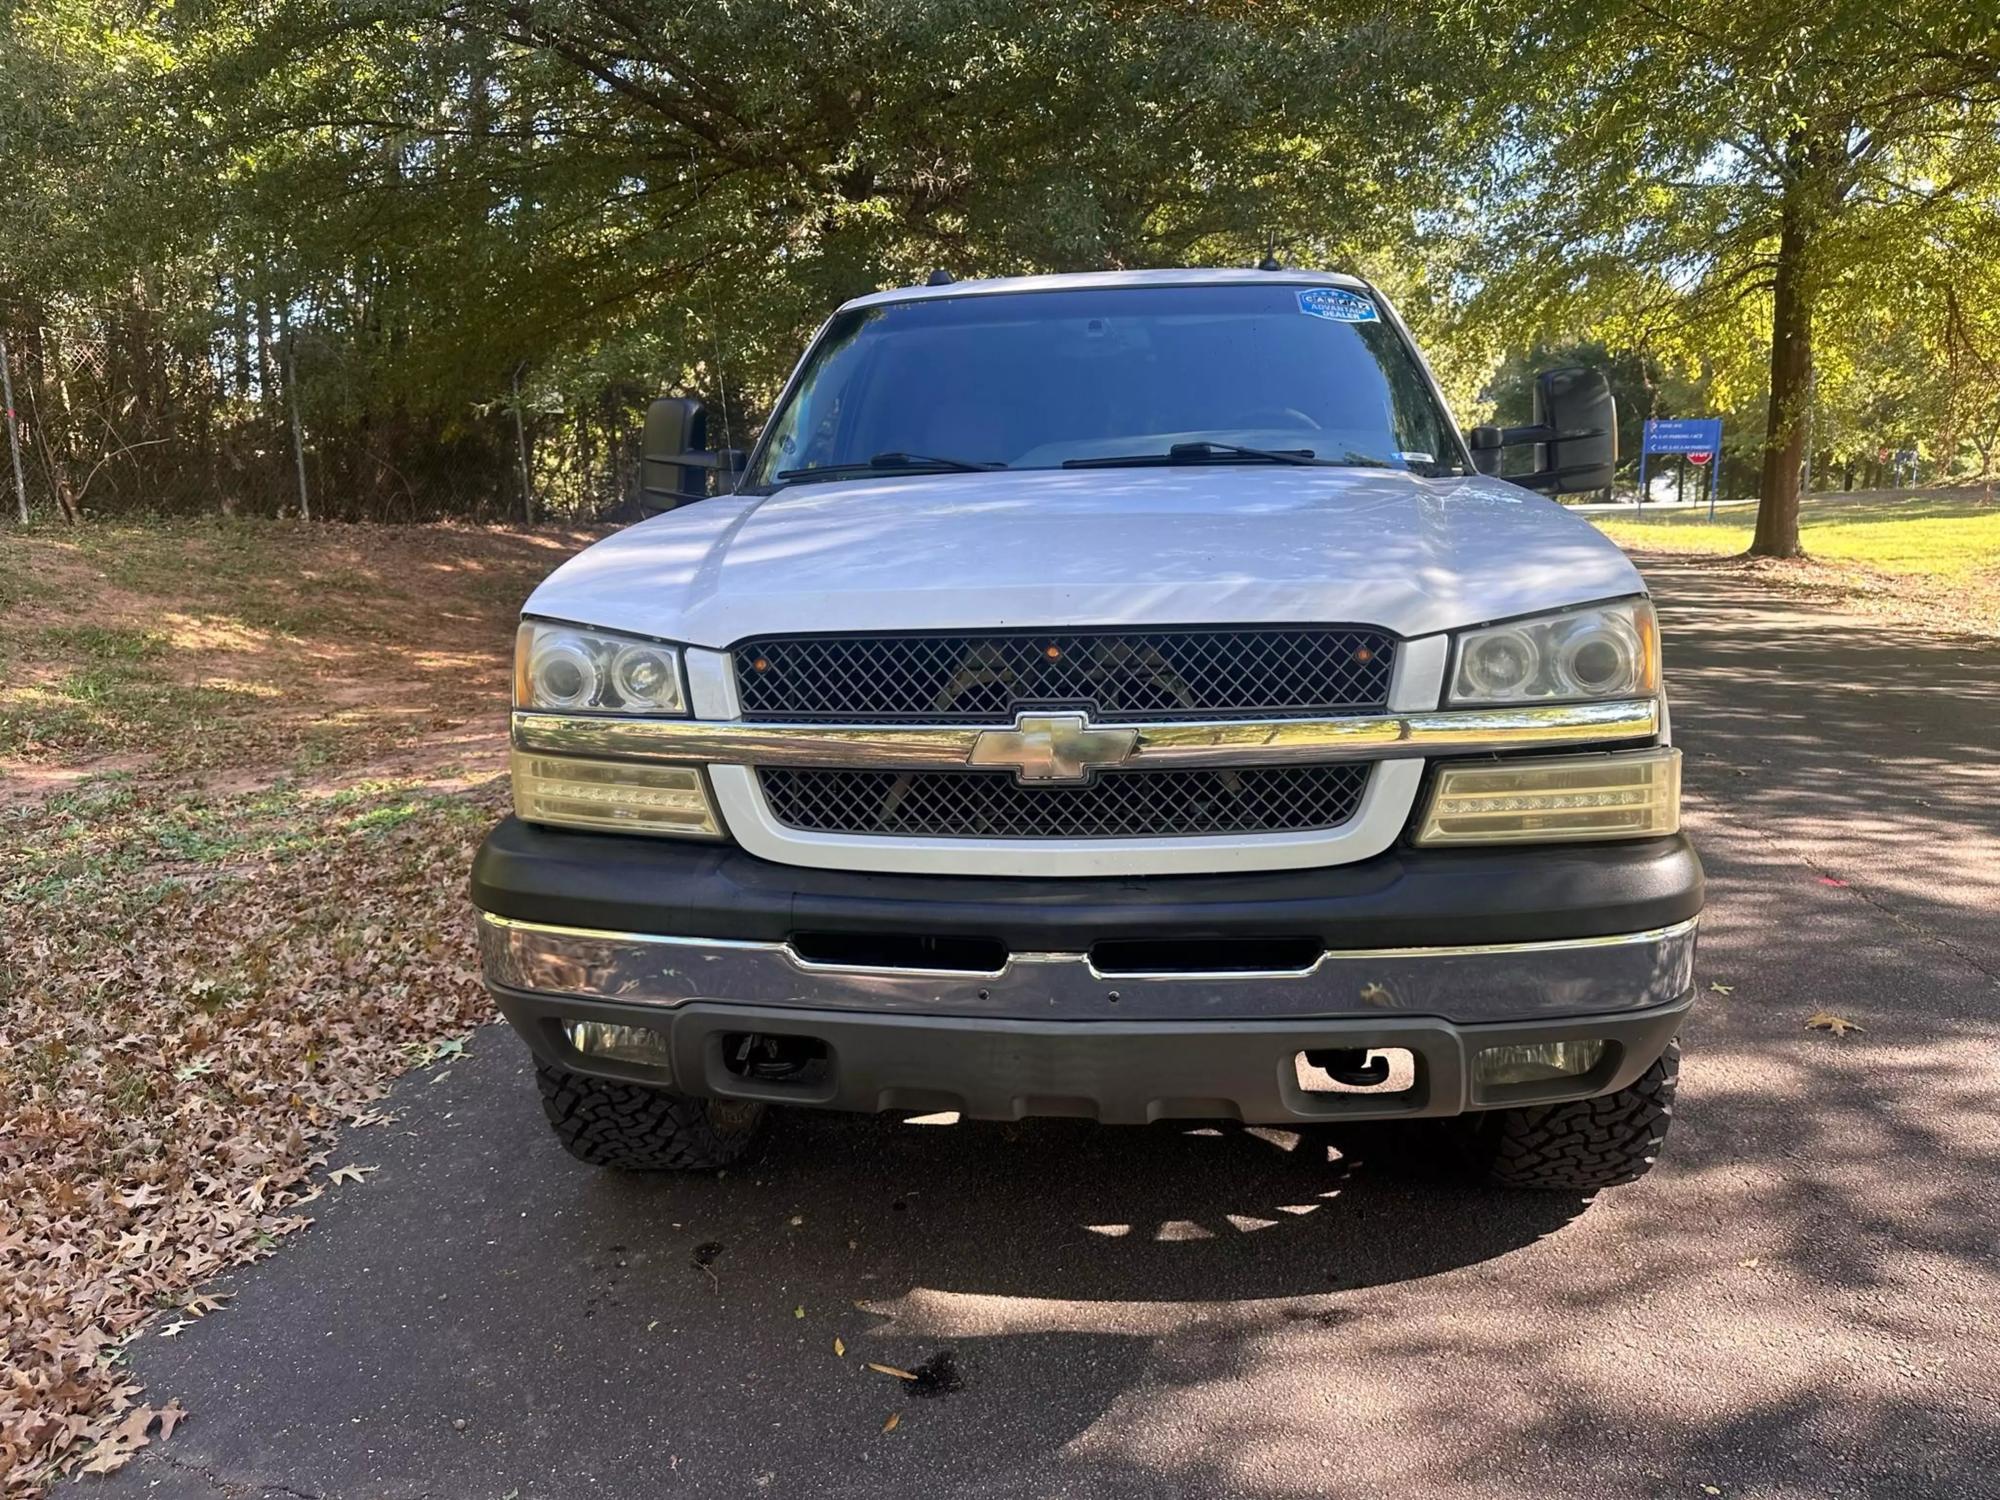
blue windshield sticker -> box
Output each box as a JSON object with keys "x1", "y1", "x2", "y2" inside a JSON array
[{"x1": 1296, "y1": 287, "x2": 1379, "y2": 323}]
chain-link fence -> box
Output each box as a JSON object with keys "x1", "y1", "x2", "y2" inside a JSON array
[{"x1": 1, "y1": 313, "x2": 651, "y2": 526}]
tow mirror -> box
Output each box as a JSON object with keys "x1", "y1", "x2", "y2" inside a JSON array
[
  {"x1": 641, "y1": 397, "x2": 747, "y2": 512},
  {"x1": 1462, "y1": 368, "x2": 1617, "y2": 494},
  {"x1": 1534, "y1": 367, "x2": 1616, "y2": 493}
]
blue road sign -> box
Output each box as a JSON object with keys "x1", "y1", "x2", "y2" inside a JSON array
[
  {"x1": 1642, "y1": 417, "x2": 1723, "y2": 455},
  {"x1": 1637, "y1": 417, "x2": 1725, "y2": 518}
]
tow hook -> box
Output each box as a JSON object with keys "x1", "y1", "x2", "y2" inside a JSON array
[
  {"x1": 1303, "y1": 1048, "x2": 1392, "y2": 1088},
  {"x1": 723, "y1": 1031, "x2": 830, "y2": 1083}
]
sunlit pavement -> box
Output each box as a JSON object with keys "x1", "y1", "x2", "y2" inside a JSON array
[{"x1": 89, "y1": 557, "x2": 2000, "y2": 1499}]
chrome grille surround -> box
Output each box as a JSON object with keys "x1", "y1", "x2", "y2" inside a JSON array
[
  {"x1": 732, "y1": 627, "x2": 1396, "y2": 722},
  {"x1": 758, "y1": 763, "x2": 1372, "y2": 840},
  {"x1": 511, "y1": 697, "x2": 1663, "y2": 770}
]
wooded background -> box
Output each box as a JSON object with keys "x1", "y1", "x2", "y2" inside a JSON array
[{"x1": 2, "y1": 0, "x2": 1997, "y2": 553}]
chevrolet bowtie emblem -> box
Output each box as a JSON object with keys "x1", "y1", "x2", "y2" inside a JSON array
[{"x1": 969, "y1": 712, "x2": 1140, "y2": 784}]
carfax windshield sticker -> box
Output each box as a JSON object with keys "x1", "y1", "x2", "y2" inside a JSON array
[{"x1": 1296, "y1": 287, "x2": 1379, "y2": 322}]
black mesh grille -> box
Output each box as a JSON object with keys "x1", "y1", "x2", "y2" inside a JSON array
[
  {"x1": 733, "y1": 628, "x2": 1395, "y2": 722},
  {"x1": 758, "y1": 764, "x2": 1371, "y2": 839}
]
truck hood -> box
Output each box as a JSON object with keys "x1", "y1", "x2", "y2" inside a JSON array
[{"x1": 525, "y1": 467, "x2": 1644, "y2": 646}]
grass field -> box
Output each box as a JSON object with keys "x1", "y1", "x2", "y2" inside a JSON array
[
  {"x1": 1592, "y1": 491, "x2": 2000, "y2": 635},
  {"x1": 0, "y1": 520, "x2": 594, "y2": 1492}
]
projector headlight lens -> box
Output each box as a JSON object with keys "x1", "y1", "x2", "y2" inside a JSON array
[
  {"x1": 516, "y1": 621, "x2": 688, "y2": 715},
  {"x1": 1449, "y1": 598, "x2": 1658, "y2": 705}
]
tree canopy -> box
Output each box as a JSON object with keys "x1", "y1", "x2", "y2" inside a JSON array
[
  {"x1": 1, "y1": 0, "x2": 1996, "y2": 540},
  {"x1": 1453, "y1": 0, "x2": 2000, "y2": 550}
]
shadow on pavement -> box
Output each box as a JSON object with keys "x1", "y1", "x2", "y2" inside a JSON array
[
  {"x1": 627, "y1": 1107, "x2": 1587, "y2": 1304},
  {"x1": 87, "y1": 1033, "x2": 1597, "y2": 1499}
]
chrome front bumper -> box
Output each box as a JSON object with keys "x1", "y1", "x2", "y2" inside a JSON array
[{"x1": 477, "y1": 912, "x2": 1698, "y2": 1026}]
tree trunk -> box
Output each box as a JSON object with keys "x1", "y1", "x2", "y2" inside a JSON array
[
  {"x1": 1753, "y1": 181, "x2": 1814, "y2": 558},
  {"x1": 512, "y1": 363, "x2": 534, "y2": 526},
  {"x1": 0, "y1": 332, "x2": 27, "y2": 523}
]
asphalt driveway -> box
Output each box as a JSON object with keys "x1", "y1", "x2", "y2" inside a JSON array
[{"x1": 86, "y1": 557, "x2": 2000, "y2": 1499}]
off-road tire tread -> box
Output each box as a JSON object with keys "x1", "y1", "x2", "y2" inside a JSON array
[
  {"x1": 535, "y1": 1061, "x2": 765, "y2": 1171},
  {"x1": 1473, "y1": 1040, "x2": 1680, "y2": 1191}
]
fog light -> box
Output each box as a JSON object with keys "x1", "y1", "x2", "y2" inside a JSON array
[
  {"x1": 512, "y1": 750, "x2": 722, "y2": 837},
  {"x1": 565, "y1": 1019, "x2": 676, "y2": 1069},
  {"x1": 1417, "y1": 747, "x2": 1679, "y2": 845},
  {"x1": 1475, "y1": 1040, "x2": 1604, "y2": 1088}
]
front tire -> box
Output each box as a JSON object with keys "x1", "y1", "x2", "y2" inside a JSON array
[
  {"x1": 1456, "y1": 1040, "x2": 1680, "y2": 1191},
  {"x1": 535, "y1": 1061, "x2": 768, "y2": 1171}
]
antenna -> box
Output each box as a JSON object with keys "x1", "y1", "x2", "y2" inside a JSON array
[{"x1": 1256, "y1": 229, "x2": 1283, "y2": 272}]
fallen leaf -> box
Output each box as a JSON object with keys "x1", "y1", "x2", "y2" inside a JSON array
[
  {"x1": 882, "y1": 1412, "x2": 900, "y2": 1433},
  {"x1": 834, "y1": 1337, "x2": 846, "y2": 1357},
  {"x1": 78, "y1": 1446, "x2": 136, "y2": 1477},
  {"x1": 1805, "y1": 1011, "x2": 1864, "y2": 1037},
  {"x1": 159, "y1": 1318, "x2": 194, "y2": 1339},
  {"x1": 327, "y1": 1163, "x2": 379, "y2": 1185},
  {"x1": 1708, "y1": 982, "x2": 1734, "y2": 995},
  {"x1": 1737, "y1": 1257, "x2": 1760, "y2": 1269},
  {"x1": 867, "y1": 1362, "x2": 918, "y2": 1381},
  {"x1": 794, "y1": 1305, "x2": 806, "y2": 1319}
]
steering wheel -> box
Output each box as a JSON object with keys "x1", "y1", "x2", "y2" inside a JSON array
[{"x1": 1221, "y1": 407, "x2": 1322, "y2": 431}]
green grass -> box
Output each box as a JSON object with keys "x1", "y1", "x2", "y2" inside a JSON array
[
  {"x1": 0, "y1": 621, "x2": 236, "y2": 756},
  {"x1": 39, "y1": 626, "x2": 169, "y2": 664},
  {"x1": 0, "y1": 672, "x2": 242, "y2": 758},
  {"x1": 1593, "y1": 494, "x2": 2000, "y2": 579},
  {"x1": 0, "y1": 546, "x2": 51, "y2": 611},
  {"x1": 2, "y1": 777, "x2": 481, "y2": 908}
]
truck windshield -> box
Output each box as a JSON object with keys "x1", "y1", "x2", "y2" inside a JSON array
[{"x1": 747, "y1": 283, "x2": 1466, "y2": 488}]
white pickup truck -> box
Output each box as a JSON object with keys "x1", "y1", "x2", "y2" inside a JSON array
[{"x1": 472, "y1": 268, "x2": 1699, "y2": 1191}]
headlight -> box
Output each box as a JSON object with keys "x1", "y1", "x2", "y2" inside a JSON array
[
  {"x1": 515, "y1": 621, "x2": 687, "y2": 715},
  {"x1": 1448, "y1": 599, "x2": 1658, "y2": 705}
]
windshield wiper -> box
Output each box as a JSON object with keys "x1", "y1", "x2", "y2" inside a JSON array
[
  {"x1": 776, "y1": 451, "x2": 1006, "y2": 482},
  {"x1": 1064, "y1": 441, "x2": 1336, "y2": 469}
]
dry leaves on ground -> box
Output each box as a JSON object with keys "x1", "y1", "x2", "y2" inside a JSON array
[
  {"x1": 1, "y1": 774, "x2": 508, "y2": 1492},
  {"x1": 0, "y1": 519, "x2": 596, "y2": 1496},
  {"x1": 1805, "y1": 1011, "x2": 1865, "y2": 1037}
]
